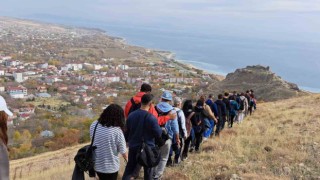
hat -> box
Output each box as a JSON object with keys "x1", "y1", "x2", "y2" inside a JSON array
[
  {"x1": 0, "y1": 96, "x2": 13, "y2": 116},
  {"x1": 173, "y1": 97, "x2": 182, "y2": 105},
  {"x1": 161, "y1": 91, "x2": 172, "y2": 101}
]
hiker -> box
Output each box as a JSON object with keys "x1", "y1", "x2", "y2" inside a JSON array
[
  {"x1": 167, "y1": 97, "x2": 187, "y2": 166},
  {"x1": 123, "y1": 94, "x2": 163, "y2": 180},
  {"x1": 0, "y1": 96, "x2": 13, "y2": 180},
  {"x1": 214, "y1": 94, "x2": 227, "y2": 136},
  {"x1": 124, "y1": 83, "x2": 158, "y2": 118},
  {"x1": 125, "y1": 85, "x2": 175, "y2": 178},
  {"x1": 181, "y1": 100, "x2": 194, "y2": 160},
  {"x1": 244, "y1": 90, "x2": 251, "y2": 116},
  {"x1": 153, "y1": 91, "x2": 179, "y2": 180},
  {"x1": 222, "y1": 92, "x2": 231, "y2": 127},
  {"x1": 200, "y1": 95, "x2": 217, "y2": 141},
  {"x1": 229, "y1": 96, "x2": 239, "y2": 128},
  {"x1": 237, "y1": 93, "x2": 248, "y2": 123},
  {"x1": 191, "y1": 100, "x2": 211, "y2": 152},
  {"x1": 89, "y1": 104, "x2": 128, "y2": 180},
  {"x1": 250, "y1": 90, "x2": 257, "y2": 109}
]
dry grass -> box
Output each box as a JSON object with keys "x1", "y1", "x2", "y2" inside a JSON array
[{"x1": 10, "y1": 94, "x2": 320, "y2": 179}]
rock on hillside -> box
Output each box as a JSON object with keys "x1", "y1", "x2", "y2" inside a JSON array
[{"x1": 217, "y1": 65, "x2": 305, "y2": 101}]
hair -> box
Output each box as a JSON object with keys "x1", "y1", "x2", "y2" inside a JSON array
[
  {"x1": 229, "y1": 96, "x2": 235, "y2": 100},
  {"x1": 141, "y1": 94, "x2": 154, "y2": 106},
  {"x1": 224, "y1": 92, "x2": 229, "y2": 96},
  {"x1": 140, "y1": 83, "x2": 152, "y2": 93},
  {"x1": 246, "y1": 90, "x2": 250, "y2": 93},
  {"x1": 233, "y1": 91, "x2": 237, "y2": 95},
  {"x1": 208, "y1": 94, "x2": 213, "y2": 98},
  {"x1": 161, "y1": 99, "x2": 171, "y2": 103},
  {"x1": 98, "y1": 104, "x2": 125, "y2": 128},
  {"x1": 199, "y1": 95, "x2": 206, "y2": 103},
  {"x1": 218, "y1": 94, "x2": 223, "y2": 100},
  {"x1": 182, "y1": 100, "x2": 193, "y2": 116},
  {"x1": 0, "y1": 111, "x2": 8, "y2": 148}
]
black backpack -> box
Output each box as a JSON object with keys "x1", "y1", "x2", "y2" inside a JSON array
[
  {"x1": 136, "y1": 113, "x2": 161, "y2": 168},
  {"x1": 128, "y1": 98, "x2": 141, "y2": 115},
  {"x1": 239, "y1": 98, "x2": 245, "y2": 110}
]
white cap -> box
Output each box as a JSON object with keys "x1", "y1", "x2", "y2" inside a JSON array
[{"x1": 0, "y1": 96, "x2": 13, "y2": 116}]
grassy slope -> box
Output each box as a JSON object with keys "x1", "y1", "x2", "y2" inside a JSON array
[{"x1": 10, "y1": 95, "x2": 320, "y2": 180}]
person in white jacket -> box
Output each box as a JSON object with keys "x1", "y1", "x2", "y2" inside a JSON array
[
  {"x1": 0, "y1": 95, "x2": 13, "y2": 180},
  {"x1": 238, "y1": 93, "x2": 248, "y2": 123},
  {"x1": 167, "y1": 97, "x2": 187, "y2": 166}
]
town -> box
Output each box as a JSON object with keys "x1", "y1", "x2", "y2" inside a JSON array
[{"x1": 0, "y1": 17, "x2": 219, "y2": 159}]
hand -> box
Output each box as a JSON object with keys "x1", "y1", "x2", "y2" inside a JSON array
[
  {"x1": 169, "y1": 112, "x2": 177, "y2": 120},
  {"x1": 176, "y1": 139, "x2": 181, "y2": 149}
]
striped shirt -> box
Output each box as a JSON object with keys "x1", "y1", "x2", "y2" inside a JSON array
[{"x1": 90, "y1": 121, "x2": 127, "y2": 174}]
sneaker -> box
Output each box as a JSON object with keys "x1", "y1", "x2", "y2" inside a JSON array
[
  {"x1": 166, "y1": 158, "x2": 173, "y2": 167},
  {"x1": 189, "y1": 147, "x2": 194, "y2": 153}
]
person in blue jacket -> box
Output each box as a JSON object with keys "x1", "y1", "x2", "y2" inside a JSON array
[{"x1": 229, "y1": 96, "x2": 239, "y2": 128}]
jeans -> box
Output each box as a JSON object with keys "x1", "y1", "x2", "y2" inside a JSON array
[
  {"x1": 122, "y1": 147, "x2": 152, "y2": 180},
  {"x1": 152, "y1": 139, "x2": 172, "y2": 179},
  {"x1": 168, "y1": 138, "x2": 184, "y2": 164},
  {"x1": 203, "y1": 119, "x2": 215, "y2": 138}
]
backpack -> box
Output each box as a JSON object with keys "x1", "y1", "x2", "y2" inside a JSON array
[
  {"x1": 136, "y1": 113, "x2": 161, "y2": 168},
  {"x1": 193, "y1": 108, "x2": 209, "y2": 133},
  {"x1": 239, "y1": 98, "x2": 245, "y2": 111},
  {"x1": 74, "y1": 122, "x2": 98, "y2": 176},
  {"x1": 128, "y1": 98, "x2": 141, "y2": 115}
]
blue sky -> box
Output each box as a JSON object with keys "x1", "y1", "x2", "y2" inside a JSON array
[{"x1": 1, "y1": 0, "x2": 320, "y2": 43}]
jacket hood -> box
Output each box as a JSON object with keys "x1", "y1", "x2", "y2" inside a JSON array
[
  {"x1": 132, "y1": 92, "x2": 146, "y2": 103},
  {"x1": 156, "y1": 102, "x2": 173, "y2": 113}
]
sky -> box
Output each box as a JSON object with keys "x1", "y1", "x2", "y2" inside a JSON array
[
  {"x1": 1, "y1": 0, "x2": 320, "y2": 91},
  {"x1": 1, "y1": 0, "x2": 320, "y2": 43}
]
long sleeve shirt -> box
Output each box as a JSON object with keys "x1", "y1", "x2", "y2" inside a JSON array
[
  {"x1": 126, "y1": 109, "x2": 162, "y2": 148},
  {"x1": 175, "y1": 108, "x2": 187, "y2": 138}
]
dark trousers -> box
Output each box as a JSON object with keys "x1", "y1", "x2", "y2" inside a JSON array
[
  {"x1": 194, "y1": 132, "x2": 202, "y2": 151},
  {"x1": 249, "y1": 106, "x2": 253, "y2": 115},
  {"x1": 96, "y1": 171, "x2": 118, "y2": 180},
  {"x1": 122, "y1": 148, "x2": 152, "y2": 180},
  {"x1": 230, "y1": 114, "x2": 236, "y2": 127},
  {"x1": 215, "y1": 118, "x2": 225, "y2": 135},
  {"x1": 169, "y1": 138, "x2": 184, "y2": 163}
]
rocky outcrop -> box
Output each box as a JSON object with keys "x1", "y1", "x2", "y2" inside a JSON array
[{"x1": 214, "y1": 65, "x2": 306, "y2": 101}]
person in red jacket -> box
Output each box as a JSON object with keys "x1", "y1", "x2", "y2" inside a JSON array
[
  {"x1": 124, "y1": 84, "x2": 175, "y2": 123},
  {"x1": 124, "y1": 83, "x2": 157, "y2": 118}
]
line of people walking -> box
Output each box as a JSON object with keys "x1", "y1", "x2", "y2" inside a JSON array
[{"x1": 81, "y1": 83, "x2": 257, "y2": 180}]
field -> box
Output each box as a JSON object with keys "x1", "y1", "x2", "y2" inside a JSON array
[
  {"x1": 10, "y1": 94, "x2": 320, "y2": 180},
  {"x1": 29, "y1": 97, "x2": 70, "y2": 109}
]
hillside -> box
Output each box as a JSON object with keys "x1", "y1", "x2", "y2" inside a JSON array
[
  {"x1": 10, "y1": 94, "x2": 320, "y2": 180},
  {"x1": 213, "y1": 65, "x2": 307, "y2": 101}
]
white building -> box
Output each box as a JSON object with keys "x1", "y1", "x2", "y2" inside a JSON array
[
  {"x1": 7, "y1": 85, "x2": 27, "y2": 98},
  {"x1": 13, "y1": 72, "x2": 24, "y2": 83}
]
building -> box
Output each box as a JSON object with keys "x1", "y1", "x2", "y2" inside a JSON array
[
  {"x1": 13, "y1": 72, "x2": 24, "y2": 83},
  {"x1": 7, "y1": 86, "x2": 27, "y2": 98},
  {"x1": 37, "y1": 63, "x2": 49, "y2": 69},
  {"x1": 0, "y1": 69, "x2": 5, "y2": 76},
  {"x1": 36, "y1": 93, "x2": 52, "y2": 98}
]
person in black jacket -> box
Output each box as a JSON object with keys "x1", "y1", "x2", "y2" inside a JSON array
[
  {"x1": 222, "y1": 92, "x2": 231, "y2": 128},
  {"x1": 214, "y1": 94, "x2": 227, "y2": 136}
]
